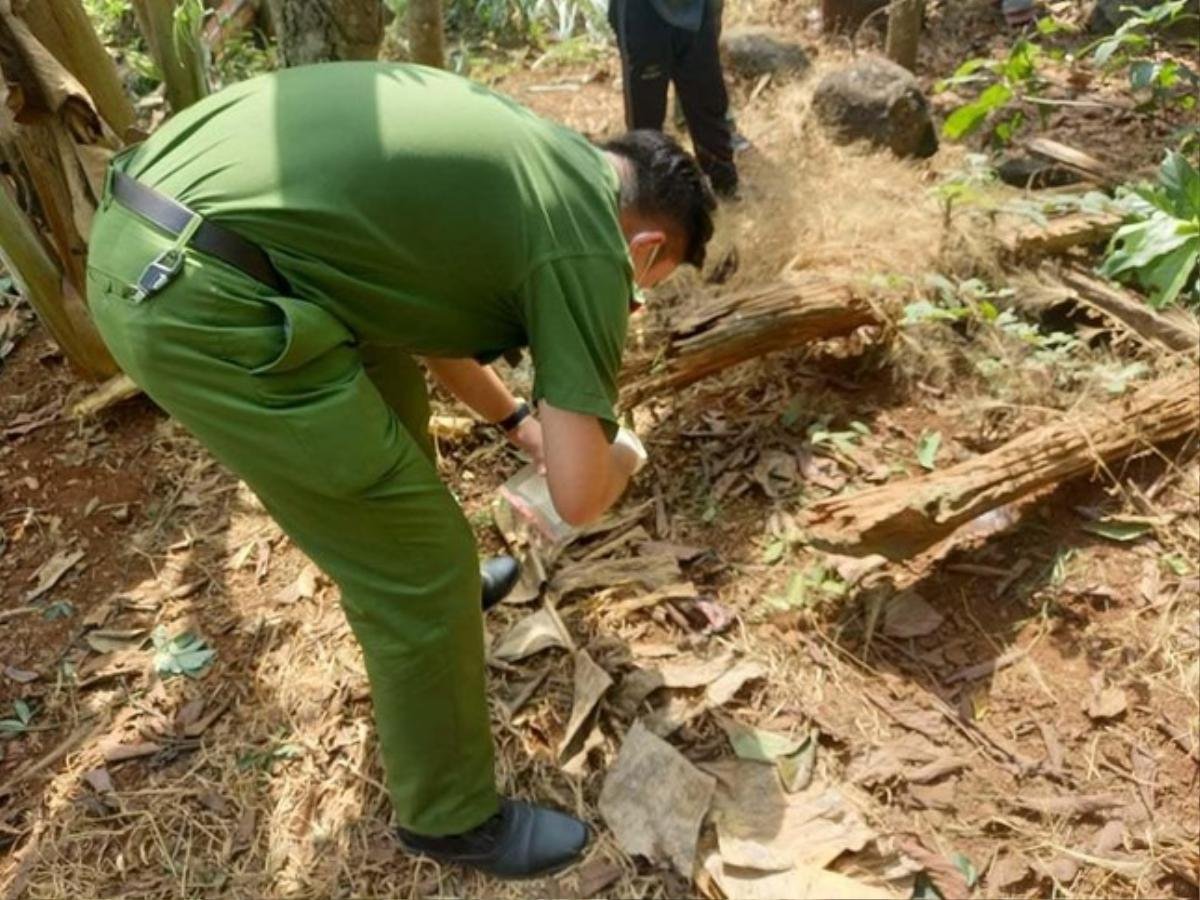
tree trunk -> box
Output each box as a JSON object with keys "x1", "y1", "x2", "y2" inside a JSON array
[
  {"x1": 0, "y1": 0, "x2": 121, "y2": 379},
  {"x1": 131, "y1": 0, "x2": 209, "y2": 112},
  {"x1": 885, "y1": 0, "x2": 923, "y2": 71},
  {"x1": 18, "y1": 0, "x2": 136, "y2": 139},
  {"x1": 618, "y1": 276, "x2": 878, "y2": 408},
  {"x1": 0, "y1": 179, "x2": 117, "y2": 380},
  {"x1": 263, "y1": 0, "x2": 384, "y2": 66},
  {"x1": 803, "y1": 368, "x2": 1200, "y2": 560},
  {"x1": 409, "y1": 0, "x2": 444, "y2": 68}
]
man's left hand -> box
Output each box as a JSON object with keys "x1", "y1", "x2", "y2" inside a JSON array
[{"x1": 507, "y1": 415, "x2": 546, "y2": 474}]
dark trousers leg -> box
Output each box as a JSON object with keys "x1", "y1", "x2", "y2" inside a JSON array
[
  {"x1": 674, "y1": 2, "x2": 737, "y2": 195},
  {"x1": 609, "y1": 0, "x2": 672, "y2": 130}
]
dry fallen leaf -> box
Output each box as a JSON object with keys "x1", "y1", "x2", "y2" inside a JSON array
[
  {"x1": 705, "y1": 660, "x2": 768, "y2": 707},
  {"x1": 559, "y1": 650, "x2": 613, "y2": 759},
  {"x1": 1014, "y1": 793, "x2": 1125, "y2": 819},
  {"x1": 562, "y1": 725, "x2": 605, "y2": 777},
  {"x1": 274, "y1": 566, "x2": 319, "y2": 605},
  {"x1": 1086, "y1": 687, "x2": 1128, "y2": 721},
  {"x1": 908, "y1": 780, "x2": 957, "y2": 811},
  {"x1": 85, "y1": 628, "x2": 147, "y2": 654},
  {"x1": 882, "y1": 590, "x2": 944, "y2": 639},
  {"x1": 703, "y1": 852, "x2": 892, "y2": 900},
  {"x1": 490, "y1": 606, "x2": 572, "y2": 662},
  {"x1": 25, "y1": 548, "x2": 85, "y2": 601},
  {"x1": 574, "y1": 857, "x2": 624, "y2": 896},
  {"x1": 550, "y1": 553, "x2": 681, "y2": 596},
  {"x1": 894, "y1": 836, "x2": 971, "y2": 900},
  {"x1": 618, "y1": 650, "x2": 735, "y2": 710},
  {"x1": 987, "y1": 854, "x2": 1031, "y2": 890},
  {"x1": 3, "y1": 666, "x2": 38, "y2": 684},
  {"x1": 598, "y1": 720, "x2": 715, "y2": 877},
  {"x1": 753, "y1": 450, "x2": 799, "y2": 498},
  {"x1": 83, "y1": 768, "x2": 114, "y2": 793},
  {"x1": 706, "y1": 760, "x2": 875, "y2": 872}
]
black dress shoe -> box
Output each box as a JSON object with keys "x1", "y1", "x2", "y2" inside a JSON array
[
  {"x1": 480, "y1": 555, "x2": 520, "y2": 611},
  {"x1": 397, "y1": 798, "x2": 589, "y2": 879}
]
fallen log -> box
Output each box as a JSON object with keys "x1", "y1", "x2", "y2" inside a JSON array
[
  {"x1": 619, "y1": 275, "x2": 877, "y2": 407},
  {"x1": 1059, "y1": 266, "x2": 1200, "y2": 354},
  {"x1": 1024, "y1": 137, "x2": 1118, "y2": 189},
  {"x1": 1003, "y1": 210, "x2": 1122, "y2": 260},
  {"x1": 803, "y1": 368, "x2": 1200, "y2": 560}
]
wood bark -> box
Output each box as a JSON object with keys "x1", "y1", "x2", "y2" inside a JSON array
[
  {"x1": 1060, "y1": 267, "x2": 1200, "y2": 353},
  {"x1": 0, "y1": 178, "x2": 116, "y2": 380},
  {"x1": 803, "y1": 368, "x2": 1200, "y2": 561},
  {"x1": 263, "y1": 0, "x2": 384, "y2": 66},
  {"x1": 1003, "y1": 209, "x2": 1123, "y2": 260},
  {"x1": 17, "y1": 0, "x2": 135, "y2": 138},
  {"x1": 0, "y1": 0, "x2": 120, "y2": 379},
  {"x1": 618, "y1": 275, "x2": 878, "y2": 408},
  {"x1": 884, "y1": 0, "x2": 922, "y2": 71},
  {"x1": 409, "y1": 0, "x2": 444, "y2": 68},
  {"x1": 131, "y1": 0, "x2": 209, "y2": 112}
]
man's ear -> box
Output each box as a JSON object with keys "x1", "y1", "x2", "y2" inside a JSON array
[{"x1": 628, "y1": 230, "x2": 668, "y2": 257}]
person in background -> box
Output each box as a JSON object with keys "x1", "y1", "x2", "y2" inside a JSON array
[{"x1": 609, "y1": 0, "x2": 739, "y2": 197}]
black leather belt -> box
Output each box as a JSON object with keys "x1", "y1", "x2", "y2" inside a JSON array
[{"x1": 110, "y1": 171, "x2": 290, "y2": 296}]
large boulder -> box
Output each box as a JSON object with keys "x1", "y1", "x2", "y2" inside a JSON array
[
  {"x1": 1089, "y1": 0, "x2": 1200, "y2": 34},
  {"x1": 811, "y1": 55, "x2": 938, "y2": 159},
  {"x1": 719, "y1": 26, "x2": 811, "y2": 80}
]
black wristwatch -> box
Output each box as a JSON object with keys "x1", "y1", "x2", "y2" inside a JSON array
[{"x1": 495, "y1": 400, "x2": 531, "y2": 434}]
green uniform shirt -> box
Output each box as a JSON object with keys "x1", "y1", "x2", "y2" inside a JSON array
[{"x1": 119, "y1": 62, "x2": 633, "y2": 436}]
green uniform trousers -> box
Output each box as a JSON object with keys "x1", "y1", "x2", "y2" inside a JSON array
[{"x1": 86, "y1": 199, "x2": 499, "y2": 836}]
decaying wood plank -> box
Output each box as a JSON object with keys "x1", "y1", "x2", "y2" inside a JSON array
[
  {"x1": 1003, "y1": 210, "x2": 1123, "y2": 260},
  {"x1": 70, "y1": 372, "x2": 140, "y2": 418},
  {"x1": 1060, "y1": 267, "x2": 1200, "y2": 353},
  {"x1": 619, "y1": 275, "x2": 877, "y2": 407},
  {"x1": 1025, "y1": 137, "x2": 1117, "y2": 188},
  {"x1": 804, "y1": 368, "x2": 1200, "y2": 560}
]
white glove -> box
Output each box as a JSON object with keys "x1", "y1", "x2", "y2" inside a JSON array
[{"x1": 614, "y1": 427, "x2": 648, "y2": 474}]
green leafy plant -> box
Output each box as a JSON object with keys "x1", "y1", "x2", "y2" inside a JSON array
[
  {"x1": 1098, "y1": 151, "x2": 1200, "y2": 308},
  {"x1": 764, "y1": 564, "x2": 847, "y2": 613},
  {"x1": 936, "y1": 39, "x2": 1046, "y2": 144},
  {"x1": 1089, "y1": 0, "x2": 1200, "y2": 101},
  {"x1": 916, "y1": 430, "x2": 942, "y2": 471},
  {"x1": 152, "y1": 626, "x2": 216, "y2": 678},
  {"x1": 0, "y1": 700, "x2": 34, "y2": 735}
]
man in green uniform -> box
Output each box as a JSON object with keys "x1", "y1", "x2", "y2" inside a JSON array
[{"x1": 86, "y1": 62, "x2": 715, "y2": 879}]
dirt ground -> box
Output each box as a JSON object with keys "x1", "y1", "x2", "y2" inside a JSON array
[{"x1": 2, "y1": 1, "x2": 1198, "y2": 898}]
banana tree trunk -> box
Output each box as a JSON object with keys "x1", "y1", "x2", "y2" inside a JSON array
[
  {"x1": 19, "y1": 0, "x2": 136, "y2": 138},
  {"x1": 0, "y1": 179, "x2": 117, "y2": 380},
  {"x1": 131, "y1": 0, "x2": 209, "y2": 112},
  {"x1": 0, "y1": 0, "x2": 121, "y2": 379}
]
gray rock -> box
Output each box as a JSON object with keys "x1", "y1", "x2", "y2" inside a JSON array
[
  {"x1": 720, "y1": 26, "x2": 811, "y2": 80},
  {"x1": 1088, "y1": 0, "x2": 1200, "y2": 35},
  {"x1": 811, "y1": 55, "x2": 938, "y2": 159}
]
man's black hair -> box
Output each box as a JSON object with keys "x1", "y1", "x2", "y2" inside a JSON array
[{"x1": 601, "y1": 130, "x2": 717, "y2": 270}]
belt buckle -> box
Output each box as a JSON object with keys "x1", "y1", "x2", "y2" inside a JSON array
[{"x1": 131, "y1": 249, "x2": 185, "y2": 303}]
